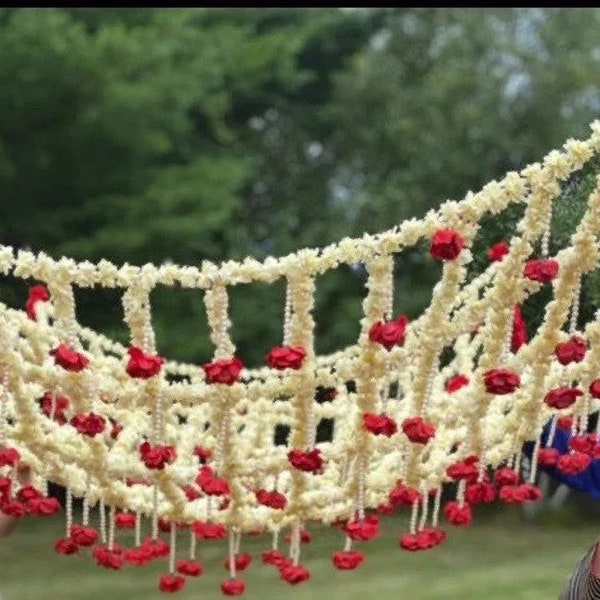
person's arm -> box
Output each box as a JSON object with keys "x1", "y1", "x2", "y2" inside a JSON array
[{"x1": 560, "y1": 539, "x2": 600, "y2": 599}]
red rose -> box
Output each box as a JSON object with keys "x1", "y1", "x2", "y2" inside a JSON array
[
  {"x1": 158, "y1": 573, "x2": 186, "y2": 593},
  {"x1": 401, "y1": 416, "x2": 436, "y2": 444},
  {"x1": 430, "y1": 228, "x2": 464, "y2": 260},
  {"x1": 93, "y1": 545, "x2": 123, "y2": 570},
  {"x1": 262, "y1": 549, "x2": 289, "y2": 568},
  {"x1": 220, "y1": 579, "x2": 246, "y2": 596},
  {"x1": 524, "y1": 258, "x2": 559, "y2": 283},
  {"x1": 223, "y1": 553, "x2": 252, "y2": 572},
  {"x1": 16, "y1": 486, "x2": 41, "y2": 503},
  {"x1": 139, "y1": 441, "x2": 177, "y2": 470},
  {"x1": 557, "y1": 452, "x2": 591, "y2": 475},
  {"x1": 590, "y1": 380, "x2": 600, "y2": 399},
  {"x1": 0, "y1": 447, "x2": 20, "y2": 467},
  {"x1": 557, "y1": 416, "x2": 574, "y2": 430},
  {"x1": 446, "y1": 456, "x2": 479, "y2": 482},
  {"x1": 124, "y1": 547, "x2": 154, "y2": 566},
  {"x1": 555, "y1": 336, "x2": 587, "y2": 365},
  {"x1": 50, "y1": 344, "x2": 89, "y2": 372},
  {"x1": 202, "y1": 357, "x2": 243, "y2": 385},
  {"x1": 499, "y1": 485, "x2": 526, "y2": 504},
  {"x1": 70, "y1": 412, "x2": 106, "y2": 437},
  {"x1": 544, "y1": 387, "x2": 582, "y2": 409},
  {"x1": 343, "y1": 514, "x2": 379, "y2": 541},
  {"x1": 199, "y1": 474, "x2": 230, "y2": 497},
  {"x1": 126, "y1": 346, "x2": 164, "y2": 379},
  {"x1": 537, "y1": 448, "x2": 559, "y2": 467},
  {"x1": 192, "y1": 521, "x2": 227, "y2": 541},
  {"x1": 443, "y1": 501, "x2": 472, "y2": 526},
  {"x1": 70, "y1": 524, "x2": 99, "y2": 547},
  {"x1": 486, "y1": 241, "x2": 509, "y2": 262},
  {"x1": 41, "y1": 392, "x2": 69, "y2": 424},
  {"x1": 332, "y1": 550, "x2": 364, "y2": 570},
  {"x1": 280, "y1": 563, "x2": 310, "y2": 585},
  {"x1": 288, "y1": 448, "x2": 323, "y2": 474},
  {"x1": 368, "y1": 315, "x2": 409, "y2": 350},
  {"x1": 55, "y1": 537, "x2": 79, "y2": 555},
  {"x1": 176, "y1": 559, "x2": 202, "y2": 577},
  {"x1": 266, "y1": 346, "x2": 307, "y2": 370},
  {"x1": 363, "y1": 413, "x2": 397, "y2": 437},
  {"x1": 483, "y1": 368, "x2": 520, "y2": 394},
  {"x1": 26, "y1": 284, "x2": 50, "y2": 321},
  {"x1": 255, "y1": 489, "x2": 287, "y2": 510},
  {"x1": 465, "y1": 482, "x2": 496, "y2": 504},
  {"x1": 27, "y1": 496, "x2": 61, "y2": 516},
  {"x1": 493, "y1": 467, "x2": 520, "y2": 487},
  {"x1": 417, "y1": 527, "x2": 446, "y2": 548},
  {"x1": 115, "y1": 512, "x2": 136, "y2": 529},
  {"x1": 569, "y1": 434, "x2": 597, "y2": 455},
  {"x1": 511, "y1": 305, "x2": 527, "y2": 352},
  {"x1": 445, "y1": 374, "x2": 469, "y2": 393},
  {"x1": 389, "y1": 483, "x2": 422, "y2": 507},
  {"x1": 141, "y1": 537, "x2": 170, "y2": 558},
  {"x1": 399, "y1": 533, "x2": 420, "y2": 551}
]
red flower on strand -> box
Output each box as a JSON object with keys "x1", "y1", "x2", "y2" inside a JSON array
[
  {"x1": 70, "y1": 412, "x2": 106, "y2": 437},
  {"x1": 499, "y1": 485, "x2": 527, "y2": 504},
  {"x1": 159, "y1": 574, "x2": 186, "y2": 593},
  {"x1": 544, "y1": 387, "x2": 583, "y2": 410},
  {"x1": 537, "y1": 448, "x2": 559, "y2": 467},
  {"x1": 93, "y1": 545, "x2": 123, "y2": 570},
  {"x1": 524, "y1": 258, "x2": 559, "y2": 283},
  {"x1": 0, "y1": 476, "x2": 11, "y2": 498},
  {"x1": 590, "y1": 380, "x2": 600, "y2": 399},
  {"x1": 445, "y1": 374, "x2": 469, "y2": 393},
  {"x1": 557, "y1": 416, "x2": 574, "y2": 430},
  {"x1": 266, "y1": 346, "x2": 307, "y2": 370},
  {"x1": 569, "y1": 434, "x2": 598, "y2": 456},
  {"x1": 486, "y1": 241, "x2": 510, "y2": 262},
  {"x1": 50, "y1": 344, "x2": 89, "y2": 372},
  {"x1": 401, "y1": 416, "x2": 436, "y2": 444},
  {"x1": 255, "y1": 489, "x2": 287, "y2": 510},
  {"x1": 446, "y1": 455, "x2": 479, "y2": 482},
  {"x1": 430, "y1": 228, "x2": 464, "y2": 260},
  {"x1": 332, "y1": 550, "x2": 364, "y2": 570},
  {"x1": 377, "y1": 502, "x2": 395, "y2": 515},
  {"x1": 26, "y1": 284, "x2": 50, "y2": 320},
  {"x1": 176, "y1": 559, "x2": 203, "y2": 577},
  {"x1": 483, "y1": 368, "x2": 520, "y2": 394},
  {"x1": 27, "y1": 496, "x2": 61, "y2": 516},
  {"x1": 280, "y1": 563, "x2": 310, "y2": 585},
  {"x1": 417, "y1": 527, "x2": 447, "y2": 549},
  {"x1": 124, "y1": 547, "x2": 154, "y2": 566},
  {"x1": 511, "y1": 305, "x2": 528, "y2": 353},
  {"x1": 557, "y1": 452, "x2": 591, "y2": 476},
  {"x1": 141, "y1": 537, "x2": 170, "y2": 558},
  {"x1": 41, "y1": 392, "x2": 69, "y2": 425},
  {"x1": 288, "y1": 448, "x2": 323, "y2": 474},
  {"x1": 444, "y1": 501, "x2": 472, "y2": 526},
  {"x1": 363, "y1": 413, "x2": 397, "y2": 437},
  {"x1": 70, "y1": 524, "x2": 99, "y2": 547},
  {"x1": 389, "y1": 483, "x2": 422, "y2": 507},
  {"x1": 368, "y1": 315, "x2": 409, "y2": 350},
  {"x1": 520, "y1": 483, "x2": 542, "y2": 501},
  {"x1": 55, "y1": 538, "x2": 79, "y2": 555},
  {"x1": 555, "y1": 336, "x2": 587, "y2": 365},
  {"x1": 126, "y1": 346, "x2": 165, "y2": 379},
  {"x1": 465, "y1": 482, "x2": 496, "y2": 504},
  {"x1": 220, "y1": 579, "x2": 246, "y2": 596},
  {"x1": 0, "y1": 447, "x2": 20, "y2": 467},
  {"x1": 399, "y1": 533, "x2": 421, "y2": 551},
  {"x1": 262, "y1": 549, "x2": 288, "y2": 568},
  {"x1": 493, "y1": 467, "x2": 520, "y2": 487},
  {"x1": 15, "y1": 486, "x2": 39, "y2": 502},
  {"x1": 197, "y1": 472, "x2": 230, "y2": 497},
  {"x1": 344, "y1": 514, "x2": 379, "y2": 541},
  {"x1": 115, "y1": 512, "x2": 136, "y2": 529},
  {"x1": 203, "y1": 357, "x2": 243, "y2": 385},
  {"x1": 223, "y1": 553, "x2": 252, "y2": 572},
  {"x1": 0, "y1": 500, "x2": 26, "y2": 518},
  {"x1": 139, "y1": 441, "x2": 176, "y2": 470},
  {"x1": 192, "y1": 521, "x2": 227, "y2": 540},
  {"x1": 183, "y1": 485, "x2": 201, "y2": 501}
]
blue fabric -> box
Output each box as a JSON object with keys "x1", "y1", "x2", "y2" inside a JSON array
[{"x1": 523, "y1": 421, "x2": 600, "y2": 499}]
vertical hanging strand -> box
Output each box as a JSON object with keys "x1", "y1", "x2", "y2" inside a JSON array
[
  {"x1": 418, "y1": 485, "x2": 430, "y2": 531},
  {"x1": 431, "y1": 485, "x2": 442, "y2": 528},
  {"x1": 108, "y1": 505, "x2": 115, "y2": 551},
  {"x1": 169, "y1": 523, "x2": 177, "y2": 574},
  {"x1": 135, "y1": 511, "x2": 142, "y2": 548},
  {"x1": 99, "y1": 499, "x2": 107, "y2": 544},
  {"x1": 65, "y1": 488, "x2": 73, "y2": 538}
]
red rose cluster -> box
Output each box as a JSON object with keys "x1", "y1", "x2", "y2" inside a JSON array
[
  {"x1": 126, "y1": 346, "x2": 165, "y2": 379},
  {"x1": 368, "y1": 315, "x2": 409, "y2": 350},
  {"x1": 139, "y1": 441, "x2": 177, "y2": 470},
  {"x1": 287, "y1": 448, "x2": 323, "y2": 474}
]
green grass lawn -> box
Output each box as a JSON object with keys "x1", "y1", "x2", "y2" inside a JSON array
[{"x1": 0, "y1": 509, "x2": 594, "y2": 600}]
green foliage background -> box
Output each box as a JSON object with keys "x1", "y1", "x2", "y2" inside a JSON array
[{"x1": 0, "y1": 7, "x2": 599, "y2": 366}]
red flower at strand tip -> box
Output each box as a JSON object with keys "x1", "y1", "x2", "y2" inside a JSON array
[
  {"x1": 223, "y1": 553, "x2": 252, "y2": 572},
  {"x1": 332, "y1": 550, "x2": 364, "y2": 570},
  {"x1": 444, "y1": 501, "x2": 472, "y2": 526},
  {"x1": 368, "y1": 315, "x2": 409, "y2": 350},
  {"x1": 524, "y1": 258, "x2": 559, "y2": 283},
  {"x1": 280, "y1": 563, "x2": 310, "y2": 585},
  {"x1": 124, "y1": 546, "x2": 154, "y2": 566},
  {"x1": 590, "y1": 380, "x2": 600, "y2": 399},
  {"x1": 445, "y1": 374, "x2": 469, "y2": 393},
  {"x1": 255, "y1": 489, "x2": 287, "y2": 510},
  {"x1": 115, "y1": 512, "x2": 136, "y2": 529},
  {"x1": 50, "y1": 344, "x2": 89, "y2": 372},
  {"x1": 182, "y1": 484, "x2": 201, "y2": 501},
  {"x1": 537, "y1": 448, "x2": 559, "y2": 467},
  {"x1": 288, "y1": 448, "x2": 323, "y2": 474},
  {"x1": 262, "y1": 549, "x2": 289, "y2": 568},
  {"x1": 389, "y1": 483, "x2": 422, "y2": 507},
  {"x1": 511, "y1": 305, "x2": 528, "y2": 353},
  {"x1": 159, "y1": 573, "x2": 186, "y2": 593},
  {"x1": 141, "y1": 536, "x2": 170, "y2": 558},
  {"x1": 569, "y1": 434, "x2": 598, "y2": 456},
  {"x1": 494, "y1": 467, "x2": 520, "y2": 487},
  {"x1": 55, "y1": 537, "x2": 79, "y2": 555},
  {"x1": 126, "y1": 346, "x2": 165, "y2": 379},
  {"x1": 557, "y1": 452, "x2": 591, "y2": 475},
  {"x1": 499, "y1": 485, "x2": 527, "y2": 504},
  {"x1": 465, "y1": 481, "x2": 496, "y2": 504},
  {"x1": 483, "y1": 368, "x2": 520, "y2": 394},
  {"x1": 70, "y1": 412, "x2": 106, "y2": 437},
  {"x1": 363, "y1": 413, "x2": 397, "y2": 437},
  {"x1": 401, "y1": 416, "x2": 436, "y2": 444},
  {"x1": 266, "y1": 346, "x2": 307, "y2": 370},
  {"x1": 430, "y1": 228, "x2": 464, "y2": 260},
  {"x1": 70, "y1": 524, "x2": 99, "y2": 547},
  {"x1": 399, "y1": 533, "x2": 421, "y2": 552},
  {"x1": 343, "y1": 514, "x2": 379, "y2": 541},
  {"x1": 93, "y1": 544, "x2": 123, "y2": 570},
  {"x1": 519, "y1": 483, "x2": 542, "y2": 501},
  {"x1": 203, "y1": 357, "x2": 243, "y2": 385},
  {"x1": 0, "y1": 447, "x2": 20, "y2": 467},
  {"x1": 41, "y1": 392, "x2": 69, "y2": 425},
  {"x1": 220, "y1": 579, "x2": 246, "y2": 596},
  {"x1": 555, "y1": 336, "x2": 587, "y2": 365},
  {"x1": 446, "y1": 455, "x2": 479, "y2": 482},
  {"x1": 0, "y1": 500, "x2": 26, "y2": 518},
  {"x1": 139, "y1": 441, "x2": 177, "y2": 470},
  {"x1": 0, "y1": 476, "x2": 11, "y2": 498},
  {"x1": 26, "y1": 284, "x2": 50, "y2": 321},
  {"x1": 193, "y1": 446, "x2": 212, "y2": 462},
  {"x1": 417, "y1": 527, "x2": 447, "y2": 549},
  {"x1": 176, "y1": 559, "x2": 203, "y2": 577},
  {"x1": 192, "y1": 520, "x2": 227, "y2": 540},
  {"x1": 486, "y1": 241, "x2": 510, "y2": 262},
  {"x1": 27, "y1": 496, "x2": 61, "y2": 516},
  {"x1": 544, "y1": 387, "x2": 583, "y2": 410},
  {"x1": 557, "y1": 416, "x2": 574, "y2": 430},
  {"x1": 196, "y1": 468, "x2": 230, "y2": 496}
]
